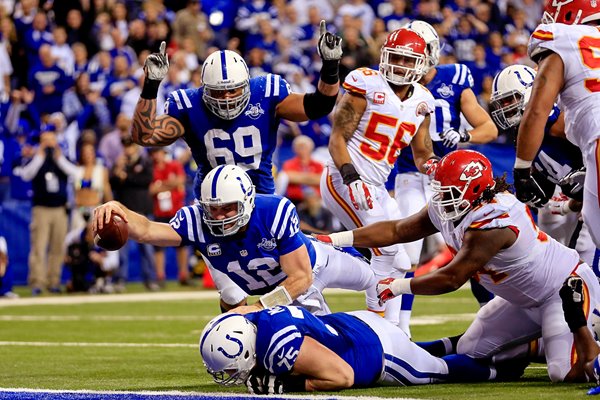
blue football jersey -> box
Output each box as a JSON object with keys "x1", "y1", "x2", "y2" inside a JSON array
[
  {"x1": 396, "y1": 64, "x2": 474, "y2": 173},
  {"x1": 534, "y1": 106, "x2": 583, "y2": 183},
  {"x1": 246, "y1": 306, "x2": 383, "y2": 387},
  {"x1": 165, "y1": 74, "x2": 291, "y2": 195},
  {"x1": 169, "y1": 194, "x2": 316, "y2": 295}
]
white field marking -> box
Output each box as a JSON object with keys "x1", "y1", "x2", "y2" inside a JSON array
[
  {"x1": 0, "y1": 313, "x2": 477, "y2": 324},
  {"x1": 0, "y1": 285, "x2": 470, "y2": 308},
  {"x1": 0, "y1": 341, "x2": 197, "y2": 348},
  {"x1": 0, "y1": 388, "x2": 424, "y2": 400}
]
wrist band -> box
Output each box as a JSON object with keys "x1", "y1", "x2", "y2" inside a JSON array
[
  {"x1": 320, "y1": 59, "x2": 340, "y2": 85},
  {"x1": 141, "y1": 79, "x2": 161, "y2": 100},
  {"x1": 514, "y1": 157, "x2": 533, "y2": 169},
  {"x1": 259, "y1": 286, "x2": 293, "y2": 309},
  {"x1": 328, "y1": 231, "x2": 354, "y2": 247},
  {"x1": 339, "y1": 163, "x2": 360, "y2": 185},
  {"x1": 391, "y1": 278, "x2": 412, "y2": 295}
]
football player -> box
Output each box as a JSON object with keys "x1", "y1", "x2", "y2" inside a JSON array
[
  {"x1": 320, "y1": 27, "x2": 436, "y2": 335},
  {"x1": 392, "y1": 20, "x2": 498, "y2": 320},
  {"x1": 131, "y1": 21, "x2": 342, "y2": 196},
  {"x1": 92, "y1": 165, "x2": 376, "y2": 314},
  {"x1": 515, "y1": 1, "x2": 600, "y2": 248},
  {"x1": 199, "y1": 306, "x2": 517, "y2": 394},
  {"x1": 317, "y1": 149, "x2": 600, "y2": 383},
  {"x1": 490, "y1": 64, "x2": 595, "y2": 265}
]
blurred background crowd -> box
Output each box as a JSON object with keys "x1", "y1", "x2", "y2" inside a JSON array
[{"x1": 0, "y1": 0, "x2": 543, "y2": 297}]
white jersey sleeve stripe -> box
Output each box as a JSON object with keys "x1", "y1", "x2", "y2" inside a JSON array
[
  {"x1": 270, "y1": 198, "x2": 288, "y2": 236},
  {"x1": 273, "y1": 75, "x2": 280, "y2": 96},
  {"x1": 192, "y1": 206, "x2": 205, "y2": 243},
  {"x1": 181, "y1": 207, "x2": 196, "y2": 242},
  {"x1": 277, "y1": 202, "x2": 294, "y2": 240},
  {"x1": 172, "y1": 91, "x2": 183, "y2": 110},
  {"x1": 264, "y1": 325, "x2": 301, "y2": 371},
  {"x1": 452, "y1": 64, "x2": 461, "y2": 84},
  {"x1": 179, "y1": 89, "x2": 192, "y2": 108},
  {"x1": 265, "y1": 73, "x2": 272, "y2": 98},
  {"x1": 458, "y1": 65, "x2": 467, "y2": 85}
]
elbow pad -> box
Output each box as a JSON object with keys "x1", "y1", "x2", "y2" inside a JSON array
[{"x1": 303, "y1": 89, "x2": 337, "y2": 120}]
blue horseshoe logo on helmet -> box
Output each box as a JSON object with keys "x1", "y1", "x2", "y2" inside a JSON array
[
  {"x1": 514, "y1": 68, "x2": 535, "y2": 87},
  {"x1": 217, "y1": 334, "x2": 243, "y2": 359}
]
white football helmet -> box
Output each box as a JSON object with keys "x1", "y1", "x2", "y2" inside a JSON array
[
  {"x1": 201, "y1": 50, "x2": 251, "y2": 120},
  {"x1": 200, "y1": 165, "x2": 256, "y2": 236},
  {"x1": 489, "y1": 65, "x2": 536, "y2": 130},
  {"x1": 199, "y1": 313, "x2": 257, "y2": 386},
  {"x1": 403, "y1": 20, "x2": 441, "y2": 72}
]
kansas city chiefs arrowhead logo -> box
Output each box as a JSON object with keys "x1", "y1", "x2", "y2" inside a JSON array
[{"x1": 460, "y1": 161, "x2": 485, "y2": 181}]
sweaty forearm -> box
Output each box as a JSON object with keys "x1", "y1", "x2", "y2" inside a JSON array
[
  {"x1": 468, "y1": 120, "x2": 498, "y2": 144},
  {"x1": 280, "y1": 273, "x2": 313, "y2": 301}
]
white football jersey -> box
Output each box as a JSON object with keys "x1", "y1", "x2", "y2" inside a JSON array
[
  {"x1": 529, "y1": 23, "x2": 600, "y2": 148},
  {"x1": 332, "y1": 67, "x2": 435, "y2": 186},
  {"x1": 428, "y1": 193, "x2": 580, "y2": 307}
]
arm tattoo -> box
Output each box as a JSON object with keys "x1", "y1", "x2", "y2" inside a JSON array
[
  {"x1": 333, "y1": 97, "x2": 361, "y2": 142},
  {"x1": 132, "y1": 98, "x2": 184, "y2": 146},
  {"x1": 422, "y1": 131, "x2": 433, "y2": 154}
]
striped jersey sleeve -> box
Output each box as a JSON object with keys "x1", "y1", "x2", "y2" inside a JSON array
[
  {"x1": 169, "y1": 205, "x2": 206, "y2": 246},
  {"x1": 263, "y1": 73, "x2": 291, "y2": 100},
  {"x1": 269, "y1": 197, "x2": 302, "y2": 254},
  {"x1": 165, "y1": 88, "x2": 194, "y2": 119},
  {"x1": 450, "y1": 64, "x2": 474, "y2": 89},
  {"x1": 342, "y1": 68, "x2": 371, "y2": 95},
  {"x1": 528, "y1": 23, "x2": 557, "y2": 62}
]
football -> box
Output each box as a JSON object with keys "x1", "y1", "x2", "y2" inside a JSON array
[{"x1": 94, "y1": 215, "x2": 128, "y2": 251}]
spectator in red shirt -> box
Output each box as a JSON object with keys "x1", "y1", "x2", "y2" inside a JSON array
[
  {"x1": 281, "y1": 135, "x2": 323, "y2": 204},
  {"x1": 149, "y1": 147, "x2": 191, "y2": 286}
]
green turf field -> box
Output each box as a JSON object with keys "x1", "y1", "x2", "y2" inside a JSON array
[{"x1": 0, "y1": 286, "x2": 593, "y2": 399}]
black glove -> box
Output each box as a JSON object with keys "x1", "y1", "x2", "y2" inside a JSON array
[
  {"x1": 559, "y1": 276, "x2": 587, "y2": 332},
  {"x1": 246, "y1": 370, "x2": 283, "y2": 395},
  {"x1": 513, "y1": 167, "x2": 549, "y2": 207},
  {"x1": 559, "y1": 167, "x2": 586, "y2": 202}
]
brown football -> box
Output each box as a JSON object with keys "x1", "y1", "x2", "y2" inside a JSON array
[{"x1": 94, "y1": 215, "x2": 128, "y2": 251}]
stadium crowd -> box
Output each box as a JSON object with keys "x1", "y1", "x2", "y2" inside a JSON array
[{"x1": 0, "y1": 0, "x2": 545, "y2": 297}]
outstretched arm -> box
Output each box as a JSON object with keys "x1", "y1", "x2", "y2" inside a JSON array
[{"x1": 93, "y1": 201, "x2": 182, "y2": 247}]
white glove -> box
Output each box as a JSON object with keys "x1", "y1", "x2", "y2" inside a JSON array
[
  {"x1": 144, "y1": 41, "x2": 169, "y2": 81},
  {"x1": 347, "y1": 179, "x2": 373, "y2": 211},
  {"x1": 317, "y1": 20, "x2": 343, "y2": 61},
  {"x1": 548, "y1": 195, "x2": 573, "y2": 216},
  {"x1": 439, "y1": 128, "x2": 471, "y2": 147}
]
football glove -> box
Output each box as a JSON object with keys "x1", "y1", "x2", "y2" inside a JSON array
[
  {"x1": 317, "y1": 20, "x2": 343, "y2": 61},
  {"x1": 548, "y1": 194, "x2": 573, "y2": 216},
  {"x1": 423, "y1": 157, "x2": 440, "y2": 176},
  {"x1": 439, "y1": 128, "x2": 471, "y2": 147},
  {"x1": 246, "y1": 370, "x2": 283, "y2": 395},
  {"x1": 348, "y1": 180, "x2": 373, "y2": 211},
  {"x1": 144, "y1": 41, "x2": 169, "y2": 82},
  {"x1": 513, "y1": 167, "x2": 549, "y2": 207},
  {"x1": 559, "y1": 276, "x2": 587, "y2": 332},
  {"x1": 559, "y1": 167, "x2": 586, "y2": 201},
  {"x1": 376, "y1": 277, "x2": 398, "y2": 306}
]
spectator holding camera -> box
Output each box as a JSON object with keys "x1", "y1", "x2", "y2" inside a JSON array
[{"x1": 14, "y1": 124, "x2": 78, "y2": 296}]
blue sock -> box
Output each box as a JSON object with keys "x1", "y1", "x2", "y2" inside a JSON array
[
  {"x1": 442, "y1": 354, "x2": 493, "y2": 382},
  {"x1": 592, "y1": 248, "x2": 600, "y2": 278},
  {"x1": 470, "y1": 278, "x2": 494, "y2": 306},
  {"x1": 416, "y1": 334, "x2": 462, "y2": 357},
  {"x1": 401, "y1": 271, "x2": 415, "y2": 311}
]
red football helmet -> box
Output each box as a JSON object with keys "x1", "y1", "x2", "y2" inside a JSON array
[
  {"x1": 380, "y1": 28, "x2": 427, "y2": 86},
  {"x1": 430, "y1": 150, "x2": 496, "y2": 221},
  {"x1": 542, "y1": 0, "x2": 600, "y2": 25}
]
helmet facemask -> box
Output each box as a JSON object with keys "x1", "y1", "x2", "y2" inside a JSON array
[
  {"x1": 380, "y1": 47, "x2": 427, "y2": 85},
  {"x1": 431, "y1": 180, "x2": 474, "y2": 221},
  {"x1": 200, "y1": 200, "x2": 251, "y2": 237},
  {"x1": 203, "y1": 81, "x2": 251, "y2": 120},
  {"x1": 490, "y1": 90, "x2": 525, "y2": 130}
]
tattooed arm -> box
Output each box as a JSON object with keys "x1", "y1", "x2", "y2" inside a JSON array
[
  {"x1": 131, "y1": 97, "x2": 185, "y2": 147},
  {"x1": 410, "y1": 114, "x2": 436, "y2": 174},
  {"x1": 328, "y1": 92, "x2": 366, "y2": 169},
  {"x1": 517, "y1": 52, "x2": 564, "y2": 162}
]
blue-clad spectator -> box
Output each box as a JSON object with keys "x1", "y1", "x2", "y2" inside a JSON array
[
  {"x1": 88, "y1": 51, "x2": 113, "y2": 93},
  {"x1": 236, "y1": 0, "x2": 279, "y2": 37},
  {"x1": 382, "y1": 0, "x2": 413, "y2": 32},
  {"x1": 447, "y1": 14, "x2": 488, "y2": 62},
  {"x1": 465, "y1": 44, "x2": 496, "y2": 96},
  {"x1": 28, "y1": 45, "x2": 73, "y2": 115},
  {"x1": 101, "y1": 55, "x2": 137, "y2": 122},
  {"x1": 24, "y1": 12, "x2": 53, "y2": 67}
]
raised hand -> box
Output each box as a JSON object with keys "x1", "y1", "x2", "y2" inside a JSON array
[
  {"x1": 317, "y1": 20, "x2": 343, "y2": 61},
  {"x1": 144, "y1": 41, "x2": 169, "y2": 82}
]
